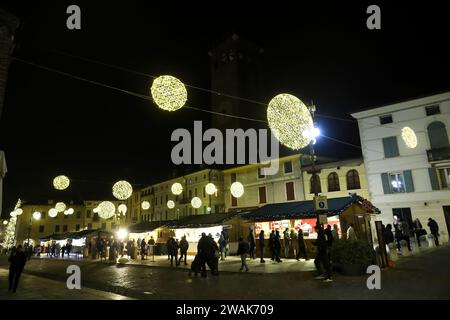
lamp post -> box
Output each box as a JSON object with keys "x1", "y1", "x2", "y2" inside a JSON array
[{"x1": 307, "y1": 102, "x2": 321, "y2": 225}]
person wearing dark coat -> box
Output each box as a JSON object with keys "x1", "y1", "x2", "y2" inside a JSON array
[
  {"x1": 248, "y1": 229, "x2": 256, "y2": 259},
  {"x1": 394, "y1": 223, "x2": 402, "y2": 251},
  {"x1": 325, "y1": 225, "x2": 333, "y2": 247},
  {"x1": 169, "y1": 238, "x2": 179, "y2": 267},
  {"x1": 384, "y1": 224, "x2": 395, "y2": 245},
  {"x1": 259, "y1": 230, "x2": 266, "y2": 263},
  {"x1": 313, "y1": 225, "x2": 332, "y2": 282},
  {"x1": 268, "y1": 231, "x2": 276, "y2": 261},
  {"x1": 427, "y1": 218, "x2": 440, "y2": 246},
  {"x1": 178, "y1": 236, "x2": 189, "y2": 266},
  {"x1": 274, "y1": 231, "x2": 282, "y2": 262},
  {"x1": 197, "y1": 233, "x2": 210, "y2": 277},
  {"x1": 140, "y1": 239, "x2": 147, "y2": 260},
  {"x1": 237, "y1": 237, "x2": 250, "y2": 272},
  {"x1": 296, "y1": 229, "x2": 308, "y2": 260},
  {"x1": 8, "y1": 245, "x2": 27, "y2": 293},
  {"x1": 413, "y1": 218, "x2": 424, "y2": 247}
]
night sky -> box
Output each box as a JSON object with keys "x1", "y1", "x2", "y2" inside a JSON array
[{"x1": 1, "y1": 1, "x2": 449, "y2": 215}]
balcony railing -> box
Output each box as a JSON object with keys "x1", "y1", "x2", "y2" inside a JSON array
[{"x1": 427, "y1": 146, "x2": 450, "y2": 162}]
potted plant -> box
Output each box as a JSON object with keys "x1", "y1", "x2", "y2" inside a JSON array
[{"x1": 330, "y1": 240, "x2": 376, "y2": 276}]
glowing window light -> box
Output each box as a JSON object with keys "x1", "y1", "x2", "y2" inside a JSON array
[
  {"x1": 167, "y1": 200, "x2": 175, "y2": 209},
  {"x1": 230, "y1": 181, "x2": 244, "y2": 198},
  {"x1": 33, "y1": 211, "x2": 42, "y2": 220},
  {"x1": 150, "y1": 75, "x2": 187, "y2": 112},
  {"x1": 267, "y1": 94, "x2": 313, "y2": 150},
  {"x1": 118, "y1": 204, "x2": 127, "y2": 215},
  {"x1": 191, "y1": 197, "x2": 202, "y2": 209},
  {"x1": 112, "y1": 181, "x2": 133, "y2": 200},
  {"x1": 48, "y1": 208, "x2": 58, "y2": 218},
  {"x1": 401, "y1": 127, "x2": 418, "y2": 149},
  {"x1": 55, "y1": 202, "x2": 66, "y2": 213},
  {"x1": 171, "y1": 182, "x2": 183, "y2": 195},
  {"x1": 97, "y1": 201, "x2": 116, "y2": 219},
  {"x1": 15, "y1": 208, "x2": 23, "y2": 216},
  {"x1": 205, "y1": 183, "x2": 217, "y2": 195},
  {"x1": 53, "y1": 175, "x2": 70, "y2": 190},
  {"x1": 141, "y1": 201, "x2": 150, "y2": 210}
]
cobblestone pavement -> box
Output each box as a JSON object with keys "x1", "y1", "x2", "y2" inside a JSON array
[{"x1": 0, "y1": 245, "x2": 449, "y2": 300}]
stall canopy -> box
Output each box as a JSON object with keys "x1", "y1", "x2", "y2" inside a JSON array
[
  {"x1": 39, "y1": 233, "x2": 68, "y2": 241},
  {"x1": 39, "y1": 228, "x2": 112, "y2": 241},
  {"x1": 241, "y1": 195, "x2": 380, "y2": 222},
  {"x1": 128, "y1": 221, "x2": 175, "y2": 233},
  {"x1": 165, "y1": 213, "x2": 239, "y2": 229}
]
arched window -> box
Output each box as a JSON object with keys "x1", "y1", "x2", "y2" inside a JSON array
[
  {"x1": 428, "y1": 121, "x2": 449, "y2": 149},
  {"x1": 327, "y1": 172, "x2": 340, "y2": 192},
  {"x1": 346, "y1": 170, "x2": 361, "y2": 190},
  {"x1": 310, "y1": 174, "x2": 322, "y2": 194}
]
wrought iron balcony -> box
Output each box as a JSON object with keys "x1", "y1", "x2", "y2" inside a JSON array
[{"x1": 427, "y1": 146, "x2": 450, "y2": 162}]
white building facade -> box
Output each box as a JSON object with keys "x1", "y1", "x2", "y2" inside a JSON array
[{"x1": 352, "y1": 92, "x2": 450, "y2": 242}]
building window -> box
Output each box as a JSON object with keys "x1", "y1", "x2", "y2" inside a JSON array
[
  {"x1": 195, "y1": 188, "x2": 198, "y2": 197},
  {"x1": 284, "y1": 161, "x2": 293, "y2": 174},
  {"x1": 428, "y1": 121, "x2": 449, "y2": 149},
  {"x1": 286, "y1": 182, "x2": 295, "y2": 200},
  {"x1": 382, "y1": 136, "x2": 400, "y2": 158},
  {"x1": 189, "y1": 208, "x2": 192, "y2": 215},
  {"x1": 346, "y1": 170, "x2": 361, "y2": 190},
  {"x1": 76, "y1": 211, "x2": 81, "y2": 219},
  {"x1": 258, "y1": 167, "x2": 265, "y2": 179},
  {"x1": 310, "y1": 174, "x2": 321, "y2": 194},
  {"x1": 63, "y1": 225, "x2": 68, "y2": 232},
  {"x1": 426, "y1": 105, "x2": 440, "y2": 116},
  {"x1": 259, "y1": 186, "x2": 267, "y2": 204},
  {"x1": 87, "y1": 210, "x2": 91, "y2": 218},
  {"x1": 93, "y1": 212, "x2": 99, "y2": 222},
  {"x1": 39, "y1": 225, "x2": 44, "y2": 233},
  {"x1": 380, "y1": 114, "x2": 393, "y2": 125},
  {"x1": 389, "y1": 173, "x2": 406, "y2": 193},
  {"x1": 203, "y1": 187, "x2": 206, "y2": 198},
  {"x1": 231, "y1": 194, "x2": 237, "y2": 207},
  {"x1": 165, "y1": 195, "x2": 168, "y2": 202},
  {"x1": 55, "y1": 225, "x2": 60, "y2": 233},
  {"x1": 76, "y1": 224, "x2": 80, "y2": 231},
  {"x1": 111, "y1": 223, "x2": 116, "y2": 229},
  {"x1": 189, "y1": 190, "x2": 192, "y2": 199},
  {"x1": 327, "y1": 172, "x2": 340, "y2": 192},
  {"x1": 438, "y1": 168, "x2": 450, "y2": 189},
  {"x1": 101, "y1": 223, "x2": 106, "y2": 229},
  {"x1": 88, "y1": 223, "x2": 92, "y2": 229},
  {"x1": 64, "y1": 214, "x2": 68, "y2": 219},
  {"x1": 231, "y1": 173, "x2": 237, "y2": 183},
  {"x1": 41, "y1": 212, "x2": 46, "y2": 219}
]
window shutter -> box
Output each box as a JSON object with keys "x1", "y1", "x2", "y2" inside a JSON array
[
  {"x1": 403, "y1": 170, "x2": 414, "y2": 192},
  {"x1": 382, "y1": 136, "x2": 400, "y2": 158},
  {"x1": 428, "y1": 167, "x2": 440, "y2": 190},
  {"x1": 381, "y1": 173, "x2": 391, "y2": 194}
]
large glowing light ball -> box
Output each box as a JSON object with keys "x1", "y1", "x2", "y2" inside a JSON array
[
  {"x1": 171, "y1": 182, "x2": 183, "y2": 195},
  {"x1": 97, "y1": 201, "x2": 116, "y2": 219},
  {"x1": 401, "y1": 127, "x2": 418, "y2": 149},
  {"x1": 151, "y1": 75, "x2": 187, "y2": 111},
  {"x1": 167, "y1": 200, "x2": 175, "y2": 209},
  {"x1": 117, "y1": 228, "x2": 128, "y2": 240},
  {"x1": 53, "y1": 175, "x2": 70, "y2": 190},
  {"x1": 141, "y1": 201, "x2": 150, "y2": 210},
  {"x1": 55, "y1": 202, "x2": 66, "y2": 213},
  {"x1": 230, "y1": 181, "x2": 244, "y2": 198},
  {"x1": 15, "y1": 208, "x2": 23, "y2": 216},
  {"x1": 33, "y1": 211, "x2": 42, "y2": 220},
  {"x1": 118, "y1": 204, "x2": 127, "y2": 215},
  {"x1": 112, "y1": 181, "x2": 133, "y2": 200},
  {"x1": 48, "y1": 208, "x2": 58, "y2": 218},
  {"x1": 267, "y1": 94, "x2": 314, "y2": 150},
  {"x1": 3, "y1": 220, "x2": 7, "y2": 225},
  {"x1": 10, "y1": 211, "x2": 16, "y2": 218},
  {"x1": 191, "y1": 197, "x2": 202, "y2": 209},
  {"x1": 205, "y1": 183, "x2": 217, "y2": 195}
]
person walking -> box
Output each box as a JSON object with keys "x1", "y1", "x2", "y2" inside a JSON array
[
  {"x1": 394, "y1": 223, "x2": 403, "y2": 251},
  {"x1": 325, "y1": 225, "x2": 333, "y2": 248},
  {"x1": 413, "y1": 218, "x2": 424, "y2": 247},
  {"x1": 347, "y1": 223, "x2": 357, "y2": 240},
  {"x1": 384, "y1": 224, "x2": 394, "y2": 245},
  {"x1": 259, "y1": 230, "x2": 266, "y2": 263},
  {"x1": 332, "y1": 224, "x2": 340, "y2": 241},
  {"x1": 248, "y1": 228, "x2": 256, "y2": 259},
  {"x1": 290, "y1": 229, "x2": 298, "y2": 258},
  {"x1": 283, "y1": 228, "x2": 291, "y2": 258},
  {"x1": 399, "y1": 219, "x2": 412, "y2": 251},
  {"x1": 274, "y1": 230, "x2": 282, "y2": 262},
  {"x1": 8, "y1": 245, "x2": 27, "y2": 293},
  {"x1": 140, "y1": 239, "x2": 147, "y2": 260},
  {"x1": 313, "y1": 224, "x2": 332, "y2": 282},
  {"x1": 427, "y1": 217, "x2": 440, "y2": 246},
  {"x1": 178, "y1": 235, "x2": 189, "y2": 266},
  {"x1": 296, "y1": 229, "x2": 308, "y2": 261},
  {"x1": 237, "y1": 237, "x2": 250, "y2": 272},
  {"x1": 166, "y1": 238, "x2": 172, "y2": 261},
  {"x1": 218, "y1": 233, "x2": 226, "y2": 261},
  {"x1": 269, "y1": 230, "x2": 276, "y2": 261}
]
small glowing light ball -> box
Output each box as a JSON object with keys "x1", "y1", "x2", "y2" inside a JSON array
[
  {"x1": 112, "y1": 180, "x2": 133, "y2": 200},
  {"x1": 171, "y1": 182, "x2": 183, "y2": 195},
  {"x1": 167, "y1": 200, "x2": 175, "y2": 209},
  {"x1": 205, "y1": 183, "x2": 217, "y2": 195},
  {"x1": 207, "y1": 207, "x2": 212, "y2": 212},
  {"x1": 151, "y1": 75, "x2": 187, "y2": 111},
  {"x1": 97, "y1": 201, "x2": 116, "y2": 219},
  {"x1": 10, "y1": 211, "x2": 17, "y2": 217},
  {"x1": 55, "y1": 202, "x2": 66, "y2": 213},
  {"x1": 191, "y1": 197, "x2": 202, "y2": 209},
  {"x1": 48, "y1": 208, "x2": 58, "y2": 218},
  {"x1": 53, "y1": 175, "x2": 70, "y2": 190},
  {"x1": 230, "y1": 181, "x2": 244, "y2": 198},
  {"x1": 118, "y1": 204, "x2": 127, "y2": 215},
  {"x1": 33, "y1": 211, "x2": 42, "y2": 220},
  {"x1": 117, "y1": 228, "x2": 128, "y2": 240},
  {"x1": 64, "y1": 210, "x2": 70, "y2": 215},
  {"x1": 15, "y1": 208, "x2": 23, "y2": 215},
  {"x1": 401, "y1": 127, "x2": 418, "y2": 149},
  {"x1": 93, "y1": 207, "x2": 99, "y2": 213},
  {"x1": 141, "y1": 201, "x2": 150, "y2": 210},
  {"x1": 3, "y1": 220, "x2": 7, "y2": 225},
  {"x1": 267, "y1": 94, "x2": 313, "y2": 150},
  {"x1": 67, "y1": 208, "x2": 74, "y2": 215}
]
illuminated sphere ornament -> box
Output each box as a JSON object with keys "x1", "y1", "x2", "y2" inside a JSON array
[
  {"x1": 118, "y1": 204, "x2": 127, "y2": 215},
  {"x1": 401, "y1": 127, "x2": 418, "y2": 149},
  {"x1": 97, "y1": 201, "x2": 116, "y2": 219},
  {"x1": 112, "y1": 181, "x2": 133, "y2": 200},
  {"x1": 64, "y1": 210, "x2": 70, "y2": 215},
  {"x1": 167, "y1": 200, "x2": 175, "y2": 209},
  {"x1": 10, "y1": 211, "x2": 17, "y2": 218},
  {"x1": 48, "y1": 208, "x2": 58, "y2": 218},
  {"x1": 230, "y1": 181, "x2": 244, "y2": 198},
  {"x1": 53, "y1": 175, "x2": 70, "y2": 190},
  {"x1": 67, "y1": 208, "x2": 74, "y2": 215},
  {"x1": 267, "y1": 94, "x2": 313, "y2": 150},
  {"x1": 141, "y1": 201, "x2": 150, "y2": 210},
  {"x1": 55, "y1": 202, "x2": 66, "y2": 213},
  {"x1": 15, "y1": 208, "x2": 23, "y2": 216},
  {"x1": 3, "y1": 220, "x2": 7, "y2": 225},
  {"x1": 93, "y1": 207, "x2": 99, "y2": 213},
  {"x1": 151, "y1": 75, "x2": 187, "y2": 111},
  {"x1": 33, "y1": 211, "x2": 42, "y2": 220},
  {"x1": 191, "y1": 197, "x2": 202, "y2": 209},
  {"x1": 171, "y1": 182, "x2": 183, "y2": 195},
  {"x1": 205, "y1": 183, "x2": 217, "y2": 195}
]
